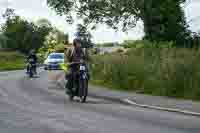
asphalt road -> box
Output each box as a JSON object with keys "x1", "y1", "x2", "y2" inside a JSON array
[{"x1": 0, "y1": 70, "x2": 200, "y2": 133}]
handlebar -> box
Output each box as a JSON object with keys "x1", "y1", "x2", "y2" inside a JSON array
[{"x1": 67, "y1": 60, "x2": 85, "y2": 66}]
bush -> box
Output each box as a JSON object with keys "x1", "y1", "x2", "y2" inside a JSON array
[
  {"x1": 90, "y1": 41, "x2": 200, "y2": 100},
  {"x1": 54, "y1": 44, "x2": 65, "y2": 52},
  {"x1": 115, "y1": 48, "x2": 124, "y2": 53}
]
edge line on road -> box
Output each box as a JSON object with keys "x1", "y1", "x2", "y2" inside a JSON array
[{"x1": 123, "y1": 99, "x2": 200, "y2": 117}]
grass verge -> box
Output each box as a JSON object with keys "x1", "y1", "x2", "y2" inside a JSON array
[{"x1": 0, "y1": 51, "x2": 25, "y2": 71}]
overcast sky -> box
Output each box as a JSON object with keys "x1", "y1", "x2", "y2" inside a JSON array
[{"x1": 0, "y1": 0, "x2": 200, "y2": 43}]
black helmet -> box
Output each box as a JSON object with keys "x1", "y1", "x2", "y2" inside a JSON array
[{"x1": 30, "y1": 49, "x2": 35, "y2": 55}]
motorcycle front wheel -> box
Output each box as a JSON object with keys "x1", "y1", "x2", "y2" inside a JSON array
[{"x1": 79, "y1": 79, "x2": 88, "y2": 103}]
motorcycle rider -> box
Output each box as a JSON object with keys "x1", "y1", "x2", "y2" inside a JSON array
[
  {"x1": 64, "y1": 38, "x2": 88, "y2": 95},
  {"x1": 26, "y1": 50, "x2": 37, "y2": 74}
]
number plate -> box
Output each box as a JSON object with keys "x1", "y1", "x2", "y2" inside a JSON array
[
  {"x1": 82, "y1": 73, "x2": 87, "y2": 79},
  {"x1": 80, "y1": 65, "x2": 86, "y2": 71}
]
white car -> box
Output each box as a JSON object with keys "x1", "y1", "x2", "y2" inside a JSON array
[{"x1": 44, "y1": 53, "x2": 64, "y2": 70}]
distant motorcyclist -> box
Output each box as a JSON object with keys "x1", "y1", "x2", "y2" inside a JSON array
[{"x1": 26, "y1": 50, "x2": 37, "y2": 74}]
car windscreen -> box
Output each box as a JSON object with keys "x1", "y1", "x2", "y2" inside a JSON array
[{"x1": 48, "y1": 54, "x2": 64, "y2": 59}]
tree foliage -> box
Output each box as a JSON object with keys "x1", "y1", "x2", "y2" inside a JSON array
[
  {"x1": 1, "y1": 8, "x2": 51, "y2": 54},
  {"x1": 141, "y1": 0, "x2": 189, "y2": 44},
  {"x1": 36, "y1": 18, "x2": 52, "y2": 28},
  {"x1": 38, "y1": 27, "x2": 69, "y2": 56},
  {"x1": 47, "y1": 0, "x2": 189, "y2": 44}
]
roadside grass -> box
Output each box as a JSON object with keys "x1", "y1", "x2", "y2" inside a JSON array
[
  {"x1": 0, "y1": 51, "x2": 25, "y2": 71},
  {"x1": 90, "y1": 45, "x2": 200, "y2": 101}
]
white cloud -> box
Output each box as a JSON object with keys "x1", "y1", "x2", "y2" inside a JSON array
[
  {"x1": 41, "y1": 0, "x2": 46, "y2": 8},
  {"x1": 185, "y1": 1, "x2": 200, "y2": 32}
]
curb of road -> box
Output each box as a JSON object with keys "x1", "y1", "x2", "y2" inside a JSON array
[
  {"x1": 56, "y1": 79, "x2": 200, "y2": 117},
  {"x1": 88, "y1": 92, "x2": 200, "y2": 117}
]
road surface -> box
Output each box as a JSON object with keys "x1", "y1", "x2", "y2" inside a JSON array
[{"x1": 0, "y1": 70, "x2": 199, "y2": 133}]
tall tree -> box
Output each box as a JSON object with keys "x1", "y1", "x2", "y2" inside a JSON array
[
  {"x1": 1, "y1": 9, "x2": 51, "y2": 53},
  {"x1": 47, "y1": 0, "x2": 189, "y2": 44},
  {"x1": 141, "y1": 0, "x2": 189, "y2": 44}
]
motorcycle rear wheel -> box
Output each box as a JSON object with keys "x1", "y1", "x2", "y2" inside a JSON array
[{"x1": 29, "y1": 69, "x2": 33, "y2": 78}]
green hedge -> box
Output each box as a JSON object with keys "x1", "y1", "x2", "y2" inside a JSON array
[{"x1": 122, "y1": 40, "x2": 174, "y2": 48}]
